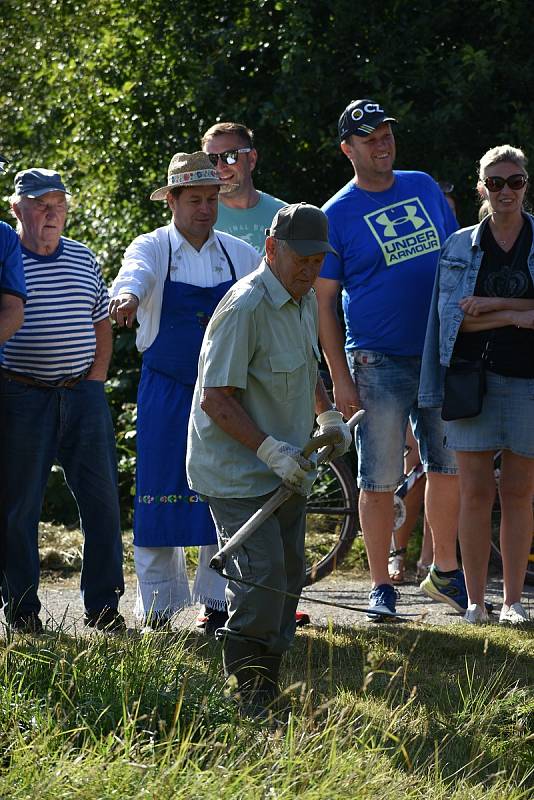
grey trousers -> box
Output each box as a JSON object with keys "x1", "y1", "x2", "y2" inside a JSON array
[{"x1": 207, "y1": 491, "x2": 307, "y2": 655}]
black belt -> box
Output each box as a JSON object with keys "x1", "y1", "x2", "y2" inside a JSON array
[{"x1": 0, "y1": 368, "x2": 89, "y2": 389}]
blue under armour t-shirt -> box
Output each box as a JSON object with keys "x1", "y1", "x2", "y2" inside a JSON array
[{"x1": 321, "y1": 171, "x2": 458, "y2": 356}]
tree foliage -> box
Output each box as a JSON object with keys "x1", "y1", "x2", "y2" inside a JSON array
[
  {"x1": 1, "y1": 0, "x2": 533, "y2": 520},
  {"x1": 3, "y1": 0, "x2": 534, "y2": 251}
]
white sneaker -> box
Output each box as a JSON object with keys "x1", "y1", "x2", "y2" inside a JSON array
[
  {"x1": 463, "y1": 603, "x2": 489, "y2": 625},
  {"x1": 499, "y1": 603, "x2": 529, "y2": 626}
]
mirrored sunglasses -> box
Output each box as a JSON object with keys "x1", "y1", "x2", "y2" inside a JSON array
[
  {"x1": 207, "y1": 147, "x2": 251, "y2": 166},
  {"x1": 483, "y1": 174, "x2": 528, "y2": 192}
]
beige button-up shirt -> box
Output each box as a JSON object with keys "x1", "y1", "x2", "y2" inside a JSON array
[{"x1": 186, "y1": 260, "x2": 321, "y2": 498}]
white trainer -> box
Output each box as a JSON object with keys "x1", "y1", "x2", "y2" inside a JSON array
[
  {"x1": 463, "y1": 603, "x2": 489, "y2": 625},
  {"x1": 499, "y1": 603, "x2": 529, "y2": 626}
]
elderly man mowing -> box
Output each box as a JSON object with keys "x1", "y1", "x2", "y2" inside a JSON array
[{"x1": 186, "y1": 203, "x2": 352, "y2": 715}]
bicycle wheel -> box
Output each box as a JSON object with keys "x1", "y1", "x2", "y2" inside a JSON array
[
  {"x1": 490, "y1": 498, "x2": 534, "y2": 586},
  {"x1": 304, "y1": 457, "x2": 359, "y2": 586}
]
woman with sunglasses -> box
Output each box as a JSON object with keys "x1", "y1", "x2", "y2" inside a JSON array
[{"x1": 419, "y1": 144, "x2": 534, "y2": 626}]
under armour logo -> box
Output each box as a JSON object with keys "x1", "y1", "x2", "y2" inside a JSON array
[{"x1": 374, "y1": 205, "x2": 425, "y2": 238}]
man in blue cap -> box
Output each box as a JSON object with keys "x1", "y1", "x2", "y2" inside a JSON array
[
  {"x1": 316, "y1": 99, "x2": 465, "y2": 621},
  {"x1": 0, "y1": 153, "x2": 25, "y2": 343},
  {"x1": 0, "y1": 167, "x2": 124, "y2": 634}
]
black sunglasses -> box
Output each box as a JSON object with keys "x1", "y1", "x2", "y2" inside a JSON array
[
  {"x1": 207, "y1": 147, "x2": 251, "y2": 166},
  {"x1": 483, "y1": 174, "x2": 528, "y2": 192}
]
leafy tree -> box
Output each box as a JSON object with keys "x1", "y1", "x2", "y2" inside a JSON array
[{"x1": 1, "y1": 0, "x2": 533, "y2": 521}]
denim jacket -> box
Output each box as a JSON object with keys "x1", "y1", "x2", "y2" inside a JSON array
[{"x1": 418, "y1": 213, "x2": 534, "y2": 407}]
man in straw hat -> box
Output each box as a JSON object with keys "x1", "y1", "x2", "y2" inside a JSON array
[
  {"x1": 110, "y1": 152, "x2": 259, "y2": 631},
  {"x1": 186, "y1": 203, "x2": 351, "y2": 715},
  {"x1": 0, "y1": 152, "x2": 25, "y2": 345}
]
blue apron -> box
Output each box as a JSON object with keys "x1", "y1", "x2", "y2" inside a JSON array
[{"x1": 134, "y1": 237, "x2": 237, "y2": 547}]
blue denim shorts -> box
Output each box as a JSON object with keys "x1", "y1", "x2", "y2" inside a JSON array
[
  {"x1": 347, "y1": 350, "x2": 458, "y2": 491},
  {"x1": 444, "y1": 371, "x2": 534, "y2": 457}
]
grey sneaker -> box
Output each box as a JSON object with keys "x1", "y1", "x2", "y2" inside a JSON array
[
  {"x1": 463, "y1": 603, "x2": 489, "y2": 625},
  {"x1": 499, "y1": 603, "x2": 529, "y2": 626}
]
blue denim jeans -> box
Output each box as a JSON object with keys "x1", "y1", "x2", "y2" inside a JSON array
[
  {"x1": 0, "y1": 375, "x2": 124, "y2": 619},
  {"x1": 347, "y1": 350, "x2": 457, "y2": 491}
]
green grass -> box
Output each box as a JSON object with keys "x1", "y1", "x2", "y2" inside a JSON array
[{"x1": 0, "y1": 620, "x2": 532, "y2": 799}]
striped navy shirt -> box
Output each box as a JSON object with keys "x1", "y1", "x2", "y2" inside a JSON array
[{"x1": 1, "y1": 237, "x2": 109, "y2": 382}]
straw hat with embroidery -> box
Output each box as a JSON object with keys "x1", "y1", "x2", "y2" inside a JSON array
[{"x1": 150, "y1": 151, "x2": 235, "y2": 200}]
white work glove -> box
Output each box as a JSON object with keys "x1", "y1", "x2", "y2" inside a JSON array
[
  {"x1": 256, "y1": 436, "x2": 317, "y2": 496},
  {"x1": 316, "y1": 409, "x2": 353, "y2": 459}
]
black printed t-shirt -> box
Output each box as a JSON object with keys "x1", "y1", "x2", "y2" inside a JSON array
[{"x1": 454, "y1": 218, "x2": 534, "y2": 378}]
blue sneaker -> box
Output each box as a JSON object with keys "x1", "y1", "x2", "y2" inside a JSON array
[
  {"x1": 367, "y1": 583, "x2": 399, "y2": 621},
  {"x1": 419, "y1": 565, "x2": 468, "y2": 613}
]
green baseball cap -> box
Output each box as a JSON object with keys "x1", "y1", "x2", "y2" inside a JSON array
[{"x1": 266, "y1": 202, "x2": 338, "y2": 257}]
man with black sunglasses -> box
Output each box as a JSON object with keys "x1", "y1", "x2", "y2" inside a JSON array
[{"x1": 201, "y1": 122, "x2": 286, "y2": 255}]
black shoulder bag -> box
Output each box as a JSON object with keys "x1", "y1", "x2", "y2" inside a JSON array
[{"x1": 441, "y1": 341, "x2": 489, "y2": 422}]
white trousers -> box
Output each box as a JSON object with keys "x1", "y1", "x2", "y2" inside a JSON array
[{"x1": 134, "y1": 544, "x2": 227, "y2": 620}]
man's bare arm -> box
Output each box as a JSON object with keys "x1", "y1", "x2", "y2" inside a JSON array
[
  {"x1": 203, "y1": 374, "x2": 335, "y2": 449},
  {"x1": 200, "y1": 386, "x2": 267, "y2": 451},
  {"x1": 0, "y1": 293, "x2": 24, "y2": 344},
  {"x1": 315, "y1": 276, "x2": 360, "y2": 418},
  {"x1": 87, "y1": 318, "x2": 113, "y2": 380},
  {"x1": 315, "y1": 373, "x2": 334, "y2": 415}
]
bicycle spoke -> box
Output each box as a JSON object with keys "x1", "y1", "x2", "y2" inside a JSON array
[{"x1": 305, "y1": 458, "x2": 359, "y2": 585}]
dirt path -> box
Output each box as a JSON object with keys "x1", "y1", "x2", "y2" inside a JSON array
[{"x1": 32, "y1": 569, "x2": 534, "y2": 634}]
